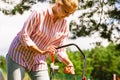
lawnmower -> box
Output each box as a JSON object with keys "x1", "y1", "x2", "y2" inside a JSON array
[{"x1": 50, "y1": 43, "x2": 86, "y2": 80}]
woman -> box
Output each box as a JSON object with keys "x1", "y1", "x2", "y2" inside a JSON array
[{"x1": 6, "y1": 0, "x2": 78, "y2": 80}]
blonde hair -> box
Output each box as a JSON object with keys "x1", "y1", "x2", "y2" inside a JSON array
[
  {"x1": 56, "y1": 0, "x2": 78, "y2": 13},
  {"x1": 61, "y1": 0, "x2": 78, "y2": 10}
]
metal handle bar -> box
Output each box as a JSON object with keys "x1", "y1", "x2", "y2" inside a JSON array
[{"x1": 56, "y1": 43, "x2": 86, "y2": 80}]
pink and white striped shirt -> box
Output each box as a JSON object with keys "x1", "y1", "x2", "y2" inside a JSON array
[{"x1": 8, "y1": 3, "x2": 69, "y2": 71}]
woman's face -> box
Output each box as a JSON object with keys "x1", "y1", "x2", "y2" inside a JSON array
[{"x1": 56, "y1": 3, "x2": 75, "y2": 18}]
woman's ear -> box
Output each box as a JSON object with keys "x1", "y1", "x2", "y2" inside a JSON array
[
  {"x1": 56, "y1": 0, "x2": 62, "y2": 6},
  {"x1": 57, "y1": 2, "x2": 61, "y2": 7}
]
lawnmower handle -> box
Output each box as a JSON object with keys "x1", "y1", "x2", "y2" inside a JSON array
[
  {"x1": 56, "y1": 43, "x2": 86, "y2": 59},
  {"x1": 56, "y1": 43, "x2": 86, "y2": 80}
]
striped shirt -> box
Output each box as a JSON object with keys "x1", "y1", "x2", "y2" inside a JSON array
[{"x1": 7, "y1": 3, "x2": 69, "y2": 71}]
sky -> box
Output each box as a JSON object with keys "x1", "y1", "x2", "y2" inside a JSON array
[
  {"x1": 0, "y1": 11, "x2": 30, "y2": 57},
  {"x1": 0, "y1": 3, "x2": 110, "y2": 57}
]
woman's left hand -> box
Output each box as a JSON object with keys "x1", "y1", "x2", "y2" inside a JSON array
[{"x1": 63, "y1": 65, "x2": 75, "y2": 74}]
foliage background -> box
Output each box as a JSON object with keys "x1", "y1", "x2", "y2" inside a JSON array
[{"x1": 0, "y1": 44, "x2": 120, "y2": 80}]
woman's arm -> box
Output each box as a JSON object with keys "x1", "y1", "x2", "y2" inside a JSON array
[
  {"x1": 61, "y1": 56, "x2": 75, "y2": 74},
  {"x1": 18, "y1": 11, "x2": 49, "y2": 55}
]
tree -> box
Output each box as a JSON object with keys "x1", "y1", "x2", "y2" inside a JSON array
[
  {"x1": 89, "y1": 44, "x2": 120, "y2": 80},
  {"x1": 1, "y1": 0, "x2": 119, "y2": 44},
  {"x1": 69, "y1": 0, "x2": 120, "y2": 44},
  {"x1": 47, "y1": 44, "x2": 120, "y2": 80},
  {"x1": 0, "y1": 0, "x2": 54, "y2": 15},
  {"x1": 0, "y1": 56, "x2": 6, "y2": 72}
]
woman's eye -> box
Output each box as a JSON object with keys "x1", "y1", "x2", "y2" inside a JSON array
[{"x1": 64, "y1": 10, "x2": 69, "y2": 14}]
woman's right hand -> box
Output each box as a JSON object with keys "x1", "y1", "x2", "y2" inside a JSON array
[
  {"x1": 32, "y1": 45, "x2": 56, "y2": 55},
  {"x1": 46, "y1": 45, "x2": 57, "y2": 55}
]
